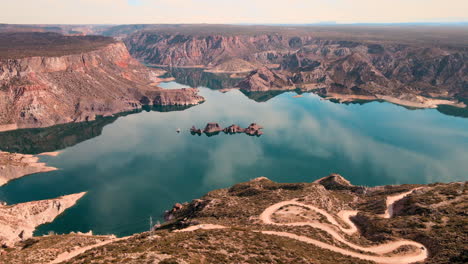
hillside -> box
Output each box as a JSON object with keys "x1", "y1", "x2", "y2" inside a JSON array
[
  {"x1": 1, "y1": 174, "x2": 465, "y2": 264},
  {"x1": 0, "y1": 32, "x2": 204, "y2": 131},
  {"x1": 123, "y1": 25, "x2": 468, "y2": 107}
]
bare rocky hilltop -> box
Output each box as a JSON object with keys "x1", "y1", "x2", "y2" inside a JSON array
[
  {"x1": 123, "y1": 25, "x2": 468, "y2": 108},
  {"x1": 0, "y1": 174, "x2": 465, "y2": 264},
  {"x1": 0, "y1": 32, "x2": 204, "y2": 131}
]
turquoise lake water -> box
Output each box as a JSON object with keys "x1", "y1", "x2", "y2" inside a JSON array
[{"x1": 0, "y1": 69, "x2": 467, "y2": 236}]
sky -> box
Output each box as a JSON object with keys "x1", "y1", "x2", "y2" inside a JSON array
[{"x1": 2, "y1": 0, "x2": 468, "y2": 25}]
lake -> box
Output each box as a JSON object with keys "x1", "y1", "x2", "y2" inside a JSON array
[{"x1": 0, "y1": 68, "x2": 467, "y2": 237}]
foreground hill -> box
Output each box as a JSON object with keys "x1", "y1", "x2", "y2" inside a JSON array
[
  {"x1": 0, "y1": 32, "x2": 204, "y2": 131},
  {"x1": 1, "y1": 174, "x2": 465, "y2": 264}
]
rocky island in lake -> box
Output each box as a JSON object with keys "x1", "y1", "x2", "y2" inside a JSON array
[{"x1": 191, "y1": 122, "x2": 264, "y2": 136}]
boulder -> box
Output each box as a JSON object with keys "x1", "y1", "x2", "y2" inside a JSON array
[
  {"x1": 245, "y1": 123, "x2": 264, "y2": 136},
  {"x1": 223, "y1": 124, "x2": 245, "y2": 134},
  {"x1": 203, "y1": 123, "x2": 222, "y2": 134}
]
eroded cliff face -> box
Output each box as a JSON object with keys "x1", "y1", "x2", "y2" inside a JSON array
[
  {"x1": 0, "y1": 37, "x2": 204, "y2": 131},
  {"x1": 125, "y1": 32, "x2": 303, "y2": 67},
  {"x1": 0, "y1": 151, "x2": 57, "y2": 186},
  {"x1": 282, "y1": 41, "x2": 468, "y2": 100},
  {"x1": 0, "y1": 192, "x2": 87, "y2": 246},
  {"x1": 125, "y1": 31, "x2": 467, "y2": 104}
]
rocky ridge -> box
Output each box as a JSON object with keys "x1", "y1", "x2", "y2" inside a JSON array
[
  {"x1": 0, "y1": 33, "x2": 204, "y2": 131},
  {"x1": 2, "y1": 174, "x2": 464, "y2": 264},
  {"x1": 124, "y1": 27, "x2": 467, "y2": 107},
  {"x1": 0, "y1": 192, "x2": 87, "y2": 247}
]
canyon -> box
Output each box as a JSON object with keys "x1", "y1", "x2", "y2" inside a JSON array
[
  {"x1": 0, "y1": 24, "x2": 466, "y2": 264},
  {"x1": 123, "y1": 25, "x2": 467, "y2": 108},
  {"x1": 0, "y1": 32, "x2": 204, "y2": 131}
]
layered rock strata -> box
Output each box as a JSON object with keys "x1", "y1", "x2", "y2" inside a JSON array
[{"x1": 0, "y1": 33, "x2": 204, "y2": 131}]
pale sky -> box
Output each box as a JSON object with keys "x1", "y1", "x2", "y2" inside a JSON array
[{"x1": 2, "y1": 0, "x2": 468, "y2": 24}]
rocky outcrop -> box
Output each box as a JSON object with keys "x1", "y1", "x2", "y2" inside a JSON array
[
  {"x1": 0, "y1": 33, "x2": 204, "y2": 131},
  {"x1": 123, "y1": 26, "x2": 467, "y2": 105},
  {"x1": 203, "y1": 123, "x2": 223, "y2": 134},
  {"x1": 190, "y1": 123, "x2": 263, "y2": 136},
  {"x1": 236, "y1": 67, "x2": 294, "y2": 92},
  {"x1": 223, "y1": 124, "x2": 244, "y2": 134},
  {"x1": 0, "y1": 192, "x2": 86, "y2": 246},
  {"x1": 244, "y1": 123, "x2": 264, "y2": 136},
  {"x1": 205, "y1": 58, "x2": 260, "y2": 73},
  {"x1": 147, "y1": 88, "x2": 204, "y2": 106},
  {"x1": 125, "y1": 31, "x2": 300, "y2": 67},
  {"x1": 0, "y1": 151, "x2": 57, "y2": 186}
]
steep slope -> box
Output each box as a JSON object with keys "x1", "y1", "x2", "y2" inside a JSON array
[
  {"x1": 2, "y1": 175, "x2": 465, "y2": 264},
  {"x1": 123, "y1": 26, "x2": 467, "y2": 106},
  {"x1": 237, "y1": 66, "x2": 294, "y2": 92},
  {"x1": 0, "y1": 192, "x2": 87, "y2": 247},
  {"x1": 0, "y1": 32, "x2": 204, "y2": 131}
]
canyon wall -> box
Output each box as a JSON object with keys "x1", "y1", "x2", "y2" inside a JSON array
[
  {"x1": 124, "y1": 29, "x2": 467, "y2": 103},
  {"x1": 0, "y1": 33, "x2": 204, "y2": 131}
]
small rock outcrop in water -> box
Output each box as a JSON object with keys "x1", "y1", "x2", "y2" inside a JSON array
[
  {"x1": 0, "y1": 192, "x2": 87, "y2": 247},
  {"x1": 190, "y1": 123, "x2": 263, "y2": 137},
  {"x1": 223, "y1": 124, "x2": 245, "y2": 134},
  {"x1": 203, "y1": 123, "x2": 223, "y2": 134}
]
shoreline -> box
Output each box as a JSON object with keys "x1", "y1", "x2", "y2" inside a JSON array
[
  {"x1": 0, "y1": 151, "x2": 58, "y2": 186},
  {"x1": 323, "y1": 92, "x2": 466, "y2": 109}
]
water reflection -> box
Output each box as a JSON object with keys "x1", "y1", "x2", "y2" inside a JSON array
[
  {"x1": 159, "y1": 67, "x2": 241, "y2": 90},
  {"x1": 0, "y1": 77, "x2": 467, "y2": 238},
  {"x1": 0, "y1": 105, "x2": 196, "y2": 154}
]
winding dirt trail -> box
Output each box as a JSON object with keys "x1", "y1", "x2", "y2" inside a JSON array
[
  {"x1": 259, "y1": 189, "x2": 427, "y2": 264},
  {"x1": 382, "y1": 188, "x2": 422, "y2": 218},
  {"x1": 48, "y1": 236, "x2": 131, "y2": 264},
  {"x1": 47, "y1": 189, "x2": 426, "y2": 264}
]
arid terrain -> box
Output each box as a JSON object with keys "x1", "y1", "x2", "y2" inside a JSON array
[
  {"x1": 0, "y1": 32, "x2": 204, "y2": 131},
  {"x1": 121, "y1": 25, "x2": 468, "y2": 108},
  {"x1": 0, "y1": 24, "x2": 466, "y2": 264},
  {"x1": 0, "y1": 174, "x2": 465, "y2": 264}
]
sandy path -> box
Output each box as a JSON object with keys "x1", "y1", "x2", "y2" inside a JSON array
[
  {"x1": 259, "y1": 189, "x2": 427, "y2": 264},
  {"x1": 48, "y1": 236, "x2": 131, "y2": 264},
  {"x1": 174, "y1": 224, "x2": 227, "y2": 232},
  {"x1": 383, "y1": 188, "x2": 422, "y2": 218},
  {"x1": 262, "y1": 231, "x2": 426, "y2": 264}
]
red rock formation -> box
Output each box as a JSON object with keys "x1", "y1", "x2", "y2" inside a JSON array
[
  {"x1": 223, "y1": 124, "x2": 245, "y2": 134},
  {"x1": 245, "y1": 123, "x2": 264, "y2": 136},
  {"x1": 0, "y1": 33, "x2": 204, "y2": 131},
  {"x1": 237, "y1": 67, "x2": 294, "y2": 92},
  {"x1": 203, "y1": 123, "x2": 222, "y2": 134},
  {"x1": 124, "y1": 27, "x2": 467, "y2": 103}
]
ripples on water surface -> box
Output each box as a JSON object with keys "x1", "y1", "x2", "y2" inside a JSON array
[{"x1": 0, "y1": 68, "x2": 467, "y2": 236}]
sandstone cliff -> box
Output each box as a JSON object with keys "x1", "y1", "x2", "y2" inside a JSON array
[
  {"x1": 0, "y1": 33, "x2": 204, "y2": 131},
  {"x1": 237, "y1": 66, "x2": 294, "y2": 92},
  {"x1": 0, "y1": 151, "x2": 57, "y2": 186},
  {"x1": 0, "y1": 192, "x2": 86, "y2": 246},
  {"x1": 123, "y1": 26, "x2": 467, "y2": 105}
]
